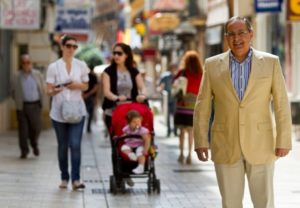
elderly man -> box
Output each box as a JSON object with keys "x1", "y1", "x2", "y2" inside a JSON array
[
  {"x1": 193, "y1": 16, "x2": 292, "y2": 208},
  {"x1": 11, "y1": 54, "x2": 45, "y2": 159}
]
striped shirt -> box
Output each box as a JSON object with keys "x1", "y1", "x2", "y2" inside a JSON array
[{"x1": 229, "y1": 49, "x2": 253, "y2": 100}]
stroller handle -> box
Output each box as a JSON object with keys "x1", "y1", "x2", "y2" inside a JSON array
[{"x1": 114, "y1": 98, "x2": 149, "y2": 106}]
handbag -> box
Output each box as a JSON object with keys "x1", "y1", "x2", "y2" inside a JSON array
[
  {"x1": 61, "y1": 100, "x2": 83, "y2": 123},
  {"x1": 171, "y1": 76, "x2": 187, "y2": 98}
]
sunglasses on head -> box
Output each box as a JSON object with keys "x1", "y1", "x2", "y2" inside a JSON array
[
  {"x1": 113, "y1": 51, "x2": 124, "y2": 56},
  {"x1": 65, "y1": 43, "x2": 78, "y2": 49}
]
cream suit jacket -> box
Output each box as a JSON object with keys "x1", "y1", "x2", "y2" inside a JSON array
[{"x1": 193, "y1": 49, "x2": 292, "y2": 165}]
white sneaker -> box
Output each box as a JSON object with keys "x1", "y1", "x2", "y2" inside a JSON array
[
  {"x1": 128, "y1": 152, "x2": 137, "y2": 161},
  {"x1": 132, "y1": 165, "x2": 144, "y2": 174}
]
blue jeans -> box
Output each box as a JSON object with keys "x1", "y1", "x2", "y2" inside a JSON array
[{"x1": 52, "y1": 118, "x2": 85, "y2": 182}]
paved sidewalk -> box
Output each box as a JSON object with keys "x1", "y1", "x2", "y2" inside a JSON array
[{"x1": 0, "y1": 115, "x2": 299, "y2": 208}]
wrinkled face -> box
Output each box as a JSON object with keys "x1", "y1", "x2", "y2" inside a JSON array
[
  {"x1": 113, "y1": 46, "x2": 127, "y2": 65},
  {"x1": 21, "y1": 56, "x2": 32, "y2": 73},
  {"x1": 129, "y1": 117, "x2": 142, "y2": 131},
  {"x1": 61, "y1": 40, "x2": 78, "y2": 57},
  {"x1": 225, "y1": 20, "x2": 253, "y2": 62}
]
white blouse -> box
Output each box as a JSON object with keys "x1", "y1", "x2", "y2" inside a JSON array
[{"x1": 46, "y1": 58, "x2": 89, "y2": 122}]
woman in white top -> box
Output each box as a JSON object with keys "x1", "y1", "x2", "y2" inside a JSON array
[{"x1": 46, "y1": 35, "x2": 89, "y2": 190}]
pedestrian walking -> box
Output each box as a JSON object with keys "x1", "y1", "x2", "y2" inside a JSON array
[
  {"x1": 46, "y1": 35, "x2": 89, "y2": 190},
  {"x1": 11, "y1": 54, "x2": 45, "y2": 159},
  {"x1": 83, "y1": 65, "x2": 99, "y2": 133},
  {"x1": 158, "y1": 63, "x2": 178, "y2": 137},
  {"x1": 174, "y1": 51, "x2": 203, "y2": 164},
  {"x1": 193, "y1": 16, "x2": 292, "y2": 208}
]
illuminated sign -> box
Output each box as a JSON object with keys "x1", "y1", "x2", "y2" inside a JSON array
[
  {"x1": 287, "y1": 0, "x2": 300, "y2": 21},
  {"x1": 254, "y1": 0, "x2": 282, "y2": 13}
]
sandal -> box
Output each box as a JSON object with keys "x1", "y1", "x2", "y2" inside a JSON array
[
  {"x1": 59, "y1": 180, "x2": 68, "y2": 189},
  {"x1": 177, "y1": 154, "x2": 184, "y2": 164},
  {"x1": 72, "y1": 181, "x2": 85, "y2": 190},
  {"x1": 186, "y1": 155, "x2": 192, "y2": 165}
]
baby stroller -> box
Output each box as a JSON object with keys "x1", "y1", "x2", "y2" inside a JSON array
[{"x1": 109, "y1": 102, "x2": 160, "y2": 194}]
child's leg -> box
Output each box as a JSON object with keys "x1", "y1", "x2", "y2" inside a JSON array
[
  {"x1": 132, "y1": 146, "x2": 145, "y2": 174},
  {"x1": 121, "y1": 144, "x2": 137, "y2": 161},
  {"x1": 136, "y1": 146, "x2": 145, "y2": 165}
]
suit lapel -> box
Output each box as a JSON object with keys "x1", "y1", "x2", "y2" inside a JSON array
[
  {"x1": 241, "y1": 50, "x2": 263, "y2": 102},
  {"x1": 219, "y1": 52, "x2": 240, "y2": 102}
]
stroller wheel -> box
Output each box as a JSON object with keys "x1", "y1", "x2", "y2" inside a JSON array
[{"x1": 110, "y1": 175, "x2": 117, "y2": 194}]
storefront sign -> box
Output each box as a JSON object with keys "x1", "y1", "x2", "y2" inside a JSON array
[
  {"x1": 55, "y1": 7, "x2": 90, "y2": 34},
  {"x1": 254, "y1": 0, "x2": 282, "y2": 13},
  {"x1": 153, "y1": 0, "x2": 185, "y2": 11},
  {"x1": 0, "y1": 0, "x2": 40, "y2": 29},
  {"x1": 287, "y1": 0, "x2": 300, "y2": 21},
  {"x1": 149, "y1": 13, "x2": 180, "y2": 33},
  {"x1": 56, "y1": 0, "x2": 90, "y2": 7}
]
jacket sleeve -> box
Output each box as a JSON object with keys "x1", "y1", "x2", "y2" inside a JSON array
[
  {"x1": 193, "y1": 62, "x2": 213, "y2": 149},
  {"x1": 271, "y1": 58, "x2": 292, "y2": 149}
]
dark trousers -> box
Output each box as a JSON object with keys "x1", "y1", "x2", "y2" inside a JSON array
[
  {"x1": 84, "y1": 96, "x2": 95, "y2": 132},
  {"x1": 167, "y1": 101, "x2": 177, "y2": 136},
  {"x1": 16, "y1": 102, "x2": 42, "y2": 155}
]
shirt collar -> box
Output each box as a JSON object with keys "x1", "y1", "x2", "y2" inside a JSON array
[
  {"x1": 21, "y1": 70, "x2": 32, "y2": 76},
  {"x1": 229, "y1": 48, "x2": 253, "y2": 64}
]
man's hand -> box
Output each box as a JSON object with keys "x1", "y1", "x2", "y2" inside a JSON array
[
  {"x1": 195, "y1": 147, "x2": 209, "y2": 161},
  {"x1": 275, "y1": 148, "x2": 290, "y2": 157}
]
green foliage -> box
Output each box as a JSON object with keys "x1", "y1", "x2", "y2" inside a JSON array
[{"x1": 75, "y1": 44, "x2": 103, "y2": 70}]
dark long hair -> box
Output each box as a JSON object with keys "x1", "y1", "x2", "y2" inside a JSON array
[
  {"x1": 111, "y1": 43, "x2": 134, "y2": 69},
  {"x1": 60, "y1": 35, "x2": 77, "y2": 45},
  {"x1": 182, "y1": 50, "x2": 203, "y2": 74}
]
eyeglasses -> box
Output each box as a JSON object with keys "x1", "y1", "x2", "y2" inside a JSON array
[
  {"x1": 65, "y1": 44, "x2": 78, "y2": 49},
  {"x1": 225, "y1": 30, "x2": 249, "y2": 38},
  {"x1": 113, "y1": 51, "x2": 124, "y2": 56}
]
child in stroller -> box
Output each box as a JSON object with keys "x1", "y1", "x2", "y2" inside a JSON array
[
  {"x1": 121, "y1": 110, "x2": 151, "y2": 174},
  {"x1": 110, "y1": 102, "x2": 160, "y2": 194}
]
